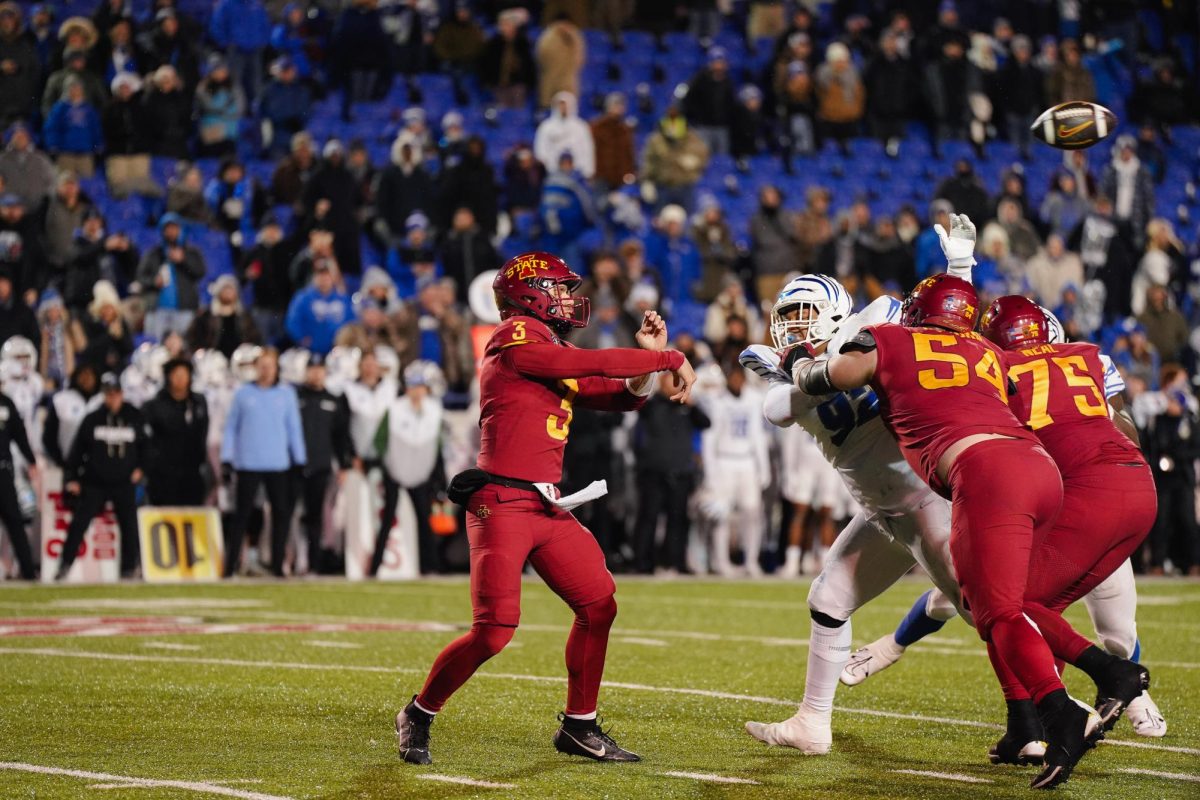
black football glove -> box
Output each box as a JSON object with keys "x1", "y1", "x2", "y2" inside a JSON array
[{"x1": 779, "y1": 341, "x2": 819, "y2": 377}]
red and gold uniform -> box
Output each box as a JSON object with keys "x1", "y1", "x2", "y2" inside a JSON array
[{"x1": 865, "y1": 321, "x2": 1067, "y2": 703}]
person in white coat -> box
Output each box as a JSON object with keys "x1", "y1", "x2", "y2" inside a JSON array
[
  {"x1": 381, "y1": 360, "x2": 445, "y2": 575},
  {"x1": 533, "y1": 91, "x2": 595, "y2": 179},
  {"x1": 343, "y1": 348, "x2": 399, "y2": 573}
]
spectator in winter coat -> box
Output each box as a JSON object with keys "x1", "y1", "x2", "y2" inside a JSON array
[
  {"x1": 534, "y1": 15, "x2": 585, "y2": 109},
  {"x1": 480, "y1": 9, "x2": 535, "y2": 108},
  {"x1": 0, "y1": 266, "x2": 38, "y2": 346},
  {"x1": 925, "y1": 37, "x2": 980, "y2": 149},
  {"x1": 439, "y1": 207, "x2": 497, "y2": 304},
  {"x1": 1040, "y1": 172, "x2": 1089, "y2": 237},
  {"x1": 0, "y1": 124, "x2": 56, "y2": 211},
  {"x1": 44, "y1": 172, "x2": 93, "y2": 272},
  {"x1": 1067, "y1": 195, "x2": 1139, "y2": 317},
  {"x1": 186, "y1": 274, "x2": 261, "y2": 358},
  {"x1": 748, "y1": 185, "x2": 799, "y2": 305},
  {"x1": 269, "y1": 3, "x2": 318, "y2": 81},
  {"x1": 1045, "y1": 38, "x2": 1094, "y2": 105},
  {"x1": 42, "y1": 47, "x2": 106, "y2": 118},
  {"x1": 142, "y1": 358, "x2": 209, "y2": 505},
  {"x1": 1131, "y1": 219, "x2": 1185, "y2": 317},
  {"x1": 730, "y1": 85, "x2": 768, "y2": 167},
  {"x1": 389, "y1": 108, "x2": 435, "y2": 168},
  {"x1": 1025, "y1": 234, "x2": 1084, "y2": 308},
  {"x1": 270, "y1": 131, "x2": 317, "y2": 207},
  {"x1": 135, "y1": 212, "x2": 208, "y2": 341},
  {"x1": 238, "y1": 215, "x2": 295, "y2": 342},
  {"x1": 436, "y1": 135, "x2": 498, "y2": 235},
  {"x1": 76, "y1": 279, "x2": 133, "y2": 371},
  {"x1": 692, "y1": 194, "x2": 737, "y2": 302},
  {"x1": 61, "y1": 211, "x2": 138, "y2": 312},
  {"x1": 43, "y1": 78, "x2": 103, "y2": 178},
  {"x1": 303, "y1": 140, "x2": 363, "y2": 274},
  {"x1": 999, "y1": 35, "x2": 1043, "y2": 159},
  {"x1": 1137, "y1": 285, "x2": 1190, "y2": 363},
  {"x1": 1100, "y1": 136, "x2": 1156, "y2": 250},
  {"x1": 334, "y1": 267, "x2": 407, "y2": 354},
  {"x1": 165, "y1": 164, "x2": 211, "y2": 225},
  {"x1": 91, "y1": 17, "x2": 143, "y2": 86},
  {"x1": 194, "y1": 55, "x2": 245, "y2": 157},
  {"x1": 286, "y1": 259, "x2": 352, "y2": 355},
  {"x1": 432, "y1": 3, "x2": 485, "y2": 79},
  {"x1": 794, "y1": 185, "x2": 832, "y2": 272},
  {"x1": 208, "y1": 0, "x2": 271, "y2": 103},
  {"x1": 864, "y1": 30, "x2": 915, "y2": 156},
  {"x1": 640, "y1": 107, "x2": 710, "y2": 213},
  {"x1": 934, "y1": 160, "x2": 990, "y2": 230},
  {"x1": 289, "y1": 226, "x2": 338, "y2": 290},
  {"x1": 591, "y1": 92, "x2": 635, "y2": 192},
  {"x1": 204, "y1": 159, "x2": 264, "y2": 258},
  {"x1": 373, "y1": 142, "x2": 434, "y2": 249},
  {"x1": 1133, "y1": 60, "x2": 1192, "y2": 134},
  {"x1": 102, "y1": 72, "x2": 160, "y2": 199},
  {"x1": 815, "y1": 42, "x2": 864, "y2": 154},
  {"x1": 0, "y1": 3, "x2": 42, "y2": 128},
  {"x1": 330, "y1": 0, "x2": 389, "y2": 121},
  {"x1": 533, "y1": 91, "x2": 595, "y2": 178},
  {"x1": 777, "y1": 60, "x2": 816, "y2": 159},
  {"x1": 137, "y1": 9, "x2": 198, "y2": 92},
  {"x1": 142, "y1": 65, "x2": 192, "y2": 159},
  {"x1": 644, "y1": 204, "x2": 702, "y2": 315},
  {"x1": 0, "y1": 193, "x2": 44, "y2": 299},
  {"x1": 259, "y1": 57, "x2": 312, "y2": 157},
  {"x1": 501, "y1": 145, "x2": 546, "y2": 215},
  {"x1": 538, "y1": 152, "x2": 595, "y2": 269},
  {"x1": 984, "y1": 197, "x2": 1040, "y2": 262},
  {"x1": 683, "y1": 47, "x2": 737, "y2": 156}
]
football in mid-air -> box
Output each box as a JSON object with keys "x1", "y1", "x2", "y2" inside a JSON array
[{"x1": 1031, "y1": 100, "x2": 1118, "y2": 150}]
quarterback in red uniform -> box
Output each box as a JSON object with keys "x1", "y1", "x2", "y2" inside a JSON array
[
  {"x1": 979, "y1": 296, "x2": 1154, "y2": 749},
  {"x1": 394, "y1": 251, "x2": 696, "y2": 766},
  {"x1": 781, "y1": 275, "x2": 1096, "y2": 789}
]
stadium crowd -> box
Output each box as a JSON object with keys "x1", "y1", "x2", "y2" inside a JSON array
[{"x1": 0, "y1": 0, "x2": 1198, "y2": 579}]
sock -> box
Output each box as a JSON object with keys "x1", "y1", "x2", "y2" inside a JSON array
[
  {"x1": 989, "y1": 615, "x2": 1064, "y2": 704},
  {"x1": 417, "y1": 623, "x2": 516, "y2": 713},
  {"x1": 1035, "y1": 687, "x2": 1070, "y2": 717},
  {"x1": 407, "y1": 698, "x2": 436, "y2": 723},
  {"x1": 785, "y1": 546, "x2": 801, "y2": 564},
  {"x1": 1131, "y1": 638, "x2": 1141, "y2": 664},
  {"x1": 564, "y1": 596, "x2": 616, "y2": 716},
  {"x1": 1073, "y1": 645, "x2": 1117, "y2": 685},
  {"x1": 894, "y1": 590, "x2": 947, "y2": 647},
  {"x1": 801, "y1": 616, "x2": 852, "y2": 716},
  {"x1": 565, "y1": 711, "x2": 597, "y2": 721},
  {"x1": 1006, "y1": 698, "x2": 1042, "y2": 741},
  {"x1": 563, "y1": 711, "x2": 597, "y2": 730}
]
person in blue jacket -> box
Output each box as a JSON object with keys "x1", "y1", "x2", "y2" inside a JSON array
[
  {"x1": 914, "y1": 199, "x2": 953, "y2": 280},
  {"x1": 42, "y1": 77, "x2": 104, "y2": 177},
  {"x1": 643, "y1": 204, "x2": 702, "y2": 319},
  {"x1": 259, "y1": 57, "x2": 313, "y2": 156},
  {"x1": 269, "y1": 4, "x2": 317, "y2": 80},
  {"x1": 538, "y1": 151, "x2": 595, "y2": 271},
  {"x1": 285, "y1": 258, "x2": 351, "y2": 355},
  {"x1": 220, "y1": 345, "x2": 306, "y2": 576},
  {"x1": 208, "y1": 0, "x2": 271, "y2": 103}
]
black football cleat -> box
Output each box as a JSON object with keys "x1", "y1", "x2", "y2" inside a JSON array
[
  {"x1": 395, "y1": 697, "x2": 433, "y2": 765},
  {"x1": 1093, "y1": 661, "x2": 1151, "y2": 732},
  {"x1": 553, "y1": 714, "x2": 641, "y2": 762},
  {"x1": 1031, "y1": 694, "x2": 1102, "y2": 790},
  {"x1": 989, "y1": 699, "x2": 1046, "y2": 767}
]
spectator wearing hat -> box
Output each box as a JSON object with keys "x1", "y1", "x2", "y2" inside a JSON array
[
  {"x1": 91, "y1": 16, "x2": 142, "y2": 84},
  {"x1": 914, "y1": 199, "x2": 954, "y2": 280},
  {"x1": 436, "y1": 134, "x2": 498, "y2": 235},
  {"x1": 1114, "y1": 322, "x2": 1161, "y2": 391},
  {"x1": 645, "y1": 204, "x2": 702, "y2": 315},
  {"x1": 1045, "y1": 38, "x2": 1095, "y2": 106},
  {"x1": 286, "y1": 259, "x2": 351, "y2": 356},
  {"x1": 0, "y1": 264, "x2": 37, "y2": 346},
  {"x1": 1100, "y1": 136, "x2": 1156, "y2": 250},
  {"x1": 269, "y1": 4, "x2": 317, "y2": 82},
  {"x1": 793, "y1": 185, "x2": 832, "y2": 272},
  {"x1": 692, "y1": 194, "x2": 737, "y2": 302},
  {"x1": 330, "y1": 0, "x2": 389, "y2": 122},
  {"x1": 205, "y1": 159, "x2": 264, "y2": 259},
  {"x1": 136, "y1": 212, "x2": 207, "y2": 342},
  {"x1": 58, "y1": 370, "x2": 146, "y2": 580},
  {"x1": 1067, "y1": 195, "x2": 1138, "y2": 318},
  {"x1": 730, "y1": 85, "x2": 767, "y2": 167},
  {"x1": 0, "y1": 3, "x2": 42, "y2": 128},
  {"x1": 295, "y1": 353, "x2": 352, "y2": 574},
  {"x1": 186, "y1": 274, "x2": 261, "y2": 358},
  {"x1": 501, "y1": 145, "x2": 546, "y2": 216},
  {"x1": 683, "y1": 46, "x2": 737, "y2": 157},
  {"x1": 534, "y1": 13, "x2": 585, "y2": 110},
  {"x1": 289, "y1": 226, "x2": 338, "y2": 293},
  {"x1": 260, "y1": 57, "x2": 312, "y2": 157},
  {"x1": 303, "y1": 139, "x2": 363, "y2": 274},
  {"x1": 533, "y1": 91, "x2": 595, "y2": 179},
  {"x1": 390, "y1": 108, "x2": 434, "y2": 167},
  {"x1": 436, "y1": 110, "x2": 469, "y2": 167},
  {"x1": 208, "y1": 0, "x2": 270, "y2": 105},
  {"x1": 270, "y1": 131, "x2": 317, "y2": 208},
  {"x1": 50, "y1": 14, "x2": 97, "y2": 70},
  {"x1": 143, "y1": 65, "x2": 192, "y2": 159},
  {"x1": 480, "y1": 8, "x2": 535, "y2": 109},
  {"x1": 26, "y1": 3, "x2": 55, "y2": 66},
  {"x1": 37, "y1": 290, "x2": 75, "y2": 388},
  {"x1": 138, "y1": 9, "x2": 198, "y2": 92},
  {"x1": 538, "y1": 151, "x2": 595, "y2": 270},
  {"x1": 864, "y1": 30, "x2": 916, "y2": 158},
  {"x1": 374, "y1": 140, "x2": 435, "y2": 250},
  {"x1": 165, "y1": 163, "x2": 211, "y2": 225},
  {"x1": 778, "y1": 59, "x2": 816, "y2": 160},
  {"x1": 386, "y1": 212, "x2": 439, "y2": 298},
  {"x1": 195, "y1": 55, "x2": 245, "y2": 157},
  {"x1": 43, "y1": 76, "x2": 103, "y2": 180},
  {"x1": 239, "y1": 214, "x2": 295, "y2": 343},
  {"x1": 335, "y1": 267, "x2": 405, "y2": 353},
  {"x1": 640, "y1": 106, "x2": 710, "y2": 213},
  {"x1": 142, "y1": 357, "x2": 209, "y2": 505},
  {"x1": 0, "y1": 193, "x2": 47, "y2": 301},
  {"x1": 102, "y1": 72, "x2": 161, "y2": 199},
  {"x1": 440, "y1": 206, "x2": 497, "y2": 304},
  {"x1": 346, "y1": 139, "x2": 376, "y2": 221},
  {"x1": 591, "y1": 92, "x2": 635, "y2": 193},
  {"x1": 771, "y1": 31, "x2": 815, "y2": 97},
  {"x1": 0, "y1": 125, "x2": 56, "y2": 211},
  {"x1": 62, "y1": 208, "x2": 138, "y2": 312},
  {"x1": 815, "y1": 41, "x2": 864, "y2": 155},
  {"x1": 42, "y1": 43, "x2": 105, "y2": 118},
  {"x1": 76, "y1": 279, "x2": 132, "y2": 372},
  {"x1": 90, "y1": 0, "x2": 130, "y2": 44},
  {"x1": 1131, "y1": 219, "x2": 1185, "y2": 317},
  {"x1": 44, "y1": 171, "x2": 92, "y2": 271},
  {"x1": 924, "y1": 34, "x2": 981, "y2": 154},
  {"x1": 748, "y1": 185, "x2": 799, "y2": 305}
]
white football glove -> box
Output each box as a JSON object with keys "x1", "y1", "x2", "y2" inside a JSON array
[
  {"x1": 739, "y1": 344, "x2": 790, "y2": 384},
  {"x1": 934, "y1": 213, "x2": 977, "y2": 268}
]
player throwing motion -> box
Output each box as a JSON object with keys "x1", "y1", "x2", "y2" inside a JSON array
[
  {"x1": 782, "y1": 274, "x2": 1114, "y2": 789},
  {"x1": 394, "y1": 251, "x2": 696, "y2": 766},
  {"x1": 739, "y1": 217, "x2": 978, "y2": 757}
]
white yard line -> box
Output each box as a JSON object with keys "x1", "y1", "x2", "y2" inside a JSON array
[
  {"x1": 416, "y1": 775, "x2": 516, "y2": 789},
  {"x1": 143, "y1": 642, "x2": 203, "y2": 651},
  {"x1": 303, "y1": 640, "x2": 363, "y2": 650},
  {"x1": 1117, "y1": 768, "x2": 1200, "y2": 782},
  {"x1": 616, "y1": 637, "x2": 669, "y2": 647},
  {"x1": 0, "y1": 763, "x2": 292, "y2": 800},
  {"x1": 892, "y1": 769, "x2": 992, "y2": 784},
  {"x1": 660, "y1": 771, "x2": 760, "y2": 785}
]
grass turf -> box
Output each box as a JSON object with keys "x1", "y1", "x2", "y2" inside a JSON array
[{"x1": 0, "y1": 576, "x2": 1197, "y2": 799}]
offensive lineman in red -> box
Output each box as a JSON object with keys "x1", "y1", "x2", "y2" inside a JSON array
[
  {"x1": 780, "y1": 275, "x2": 1097, "y2": 789},
  {"x1": 979, "y1": 296, "x2": 1154, "y2": 755},
  {"x1": 394, "y1": 251, "x2": 696, "y2": 765}
]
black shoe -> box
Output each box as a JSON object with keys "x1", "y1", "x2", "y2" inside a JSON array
[
  {"x1": 989, "y1": 699, "x2": 1046, "y2": 766},
  {"x1": 395, "y1": 697, "x2": 433, "y2": 765},
  {"x1": 1093, "y1": 661, "x2": 1150, "y2": 731},
  {"x1": 553, "y1": 714, "x2": 640, "y2": 762},
  {"x1": 1031, "y1": 693, "x2": 1101, "y2": 790}
]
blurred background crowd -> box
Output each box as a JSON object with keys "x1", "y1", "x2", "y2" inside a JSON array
[{"x1": 0, "y1": 0, "x2": 1198, "y2": 579}]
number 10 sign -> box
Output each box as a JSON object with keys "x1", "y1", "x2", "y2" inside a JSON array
[{"x1": 136, "y1": 508, "x2": 225, "y2": 582}]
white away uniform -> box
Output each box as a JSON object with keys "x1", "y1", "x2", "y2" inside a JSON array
[
  {"x1": 779, "y1": 426, "x2": 840, "y2": 510},
  {"x1": 700, "y1": 386, "x2": 769, "y2": 575}
]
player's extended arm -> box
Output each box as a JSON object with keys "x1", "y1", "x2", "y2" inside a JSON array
[
  {"x1": 574, "y1": 375, "x2": 651, "y2": 412},
  {"x1": 1108, "y1": 394, "x2": 1141, "y2": 448},
  {"x1": 782, "y1": 336, "x2": 877, "y2": 396},
  {"x1": 506, "y1": 342, "x2": 684, "y2": 380}
]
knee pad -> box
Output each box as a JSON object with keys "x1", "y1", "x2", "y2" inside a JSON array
[
  {"x1": 471, "y1": 623, "x2": 517, "y2": 659},
  {"x1": 575, "y1": 594, "x2": 618, "y2": 629},
  {"x1": 809, "y1": 608, "x2": 847, "y2": 629}
]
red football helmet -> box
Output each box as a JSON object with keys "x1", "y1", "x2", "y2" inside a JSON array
[
  {"x1": 493, "y1": 251, "x2": 590, "y2": 330},
  {"x1": 899, "y1": 274, "x2": 980, "y2": 333},
  {"x1": 980, "y1": 295, "x2": 1050, "y2": 350}
]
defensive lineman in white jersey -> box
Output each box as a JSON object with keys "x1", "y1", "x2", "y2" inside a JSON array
[{"x1": 736, "y1": 215, "x2": 980, "y2": 756}]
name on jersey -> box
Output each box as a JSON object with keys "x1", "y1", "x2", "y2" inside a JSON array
[
  {"x1": 1020, "y1": 344, "x2": 1057, "y2": 356},
  {"x1": 95, "y1": 425, "x2": 137, "y2": 445}
]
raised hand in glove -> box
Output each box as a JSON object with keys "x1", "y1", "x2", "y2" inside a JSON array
[
  {"x1": 934, "y1": 213, "x2": 977, "y2": 268},
  {"x1": 779, "y1": 341, "x2": 819, "y2": 377}
]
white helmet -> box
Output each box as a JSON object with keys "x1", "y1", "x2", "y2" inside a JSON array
[
  {"x1": 192, "y1": 349, "x2": 230, "y2": 390},
  {"x1": 132, "y1": 343, "x2": 169, "y2": 385},
  {"x1": 770, "y1": 275, "x2": 853, "y2": 349},
  {"x1": 374, "y1": 345, "x2": 400, "y2": 381},
  {"x1": 0, "y1": 335, "x2": 37, "y2": 379},
  {"x1": 231, "y1": 343, "x2": 264, "y2": 383},
  {"x1": 326, "y1": 345, "x2": 362, "y2": 386},
  {"x1": 1039, "y1": 305, "x2": 1065, "y2": 344},
  {"x1": 279, "y1": 347, "x2": 311, "y2": 385}
]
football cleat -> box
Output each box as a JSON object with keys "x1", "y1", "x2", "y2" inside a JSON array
[
  {"x1": 1093, "y1": 661, "x2": 1150, "y2": 731},
  {"x1": 1031, "y1": 695, "x2": 1103, "y2": 790},
  {"x1": 839, "y1": 634, "x2": 905, "y2": 686},
  {"x1": 1124, "y1": 691, "x2": 1167, "y2": 738},
  {"x1": 553, "y1": 715, "x2": 640, "y2": 762},
  {"x1": 744, "y1": 709, "x2": 832, "y2": 755},
  {"x1": 395, "y1": 698, "x2": 433, "y2": 765},
  {"x1": 988, "y1": 735, "x2": 1046, "y2": 767},
  {"x1": 739, "y1": 345, "x2": 791, "y2": 384}
]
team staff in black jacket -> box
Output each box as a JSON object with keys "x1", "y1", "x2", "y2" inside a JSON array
[
  {"x1": 142, "y1": 359, "x2": 209, "y2": 506},
  {"x1": 296, "y1": 354, "x2": 353, "y2": 574},
  {"x1": 58, "y1": 373, "x2": 147, "y2": 580},
  {"x1": 0, "y1": 390, "x2": 37, "y2": 579}
]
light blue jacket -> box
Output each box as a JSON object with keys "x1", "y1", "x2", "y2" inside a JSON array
[{"x1": 221, "y1": 382, "x2": 307, "y2": 471}]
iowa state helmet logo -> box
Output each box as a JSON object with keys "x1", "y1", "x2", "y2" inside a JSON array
[{"x1": 505, "y1": 255, "x2": 549, "y2": 280}]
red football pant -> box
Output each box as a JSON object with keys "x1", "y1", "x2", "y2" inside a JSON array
[
  {"x1": 417, "y1": 485, "x2": 617, "y2": 715},
  {"x1": 1021, "y1": 456, "x2": 1157, "y2": 664},
  {"x1": 948, "y1": 439, "x2": 1065, "y2": 704}
]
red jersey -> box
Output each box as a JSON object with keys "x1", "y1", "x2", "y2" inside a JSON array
[
  {"x1": 866, "y1": 323, "x2": 1038, "y2": 494},
  {"x1": 477, "y1": 316, "x2": 684, "y2": 483},
  {"x1": 1002, "y1": 342, "x2": 1143, "y2": 474}
]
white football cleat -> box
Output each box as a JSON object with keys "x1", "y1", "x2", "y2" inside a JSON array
[
  {"x1": 840, "y1": 633, "x2": 905, "y2": 686},
  {"x1": 1124, "y1": 691, "x2": 1167, "y2": 738},
  {"x1": 745, "y1": 710, "x2": 832, "y2": 755}
]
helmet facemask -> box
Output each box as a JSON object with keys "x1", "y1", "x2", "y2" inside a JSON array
[{"x1": 770, "y1": 298, "x2": 844, "y2": 350}]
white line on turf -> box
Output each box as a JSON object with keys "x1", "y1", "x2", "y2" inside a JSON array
[
  {"x1": 0, "y1": 763, "x2": 292, "y2": 800},
  {"x1": 2, "y1": 647, "x2": 1198, "y2": 758},
  {"x1": 416, "y1": 775, "x2": 516, "y2": 789},
  {"x1": 1117, "y1": 768, "x2": 1200, "y2": 782},
  {"x1": 303, "y1": 640, "x2": 363, "y2": 649},
  {"x1": 892, "y1": 769, "x2": 991, "y2": 784},
  {"x1": 143, "y1": 642, "x2": 203, "y2": 651},
  {"x1": 617, "y1": 637, "x2": 668, "y2": 647},
  {"x1": 660, "y1": 771, "x2": 760, "y2": 785}
]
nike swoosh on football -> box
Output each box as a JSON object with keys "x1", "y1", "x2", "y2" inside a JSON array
[
  {"x1": 565, "y1": 731, "x2": 607, "y2": 758},
  {"x1": 1057, "y1": 121, "x2": 1093, "y2": 138}
]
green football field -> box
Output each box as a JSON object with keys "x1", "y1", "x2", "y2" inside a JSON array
[{"x1": 1, "y1": 576, "x2": 1198, "y2": 799}]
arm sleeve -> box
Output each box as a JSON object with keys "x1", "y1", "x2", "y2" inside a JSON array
[
  {"x1": 762, "y1": 382, "x2": 821, "y2": 427},
  {"x1": 8, "y1": 401, "x2": 35, "y2": 465},
  {"x1": 504, "y1": 342, "x2": 683, "y2": 380},
  {"x1": 42, "y1": 402, "x2": 63, "y2": 466},
  {"x1": 573, "y1": 376, "x2": 648, "y2": 412}
]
